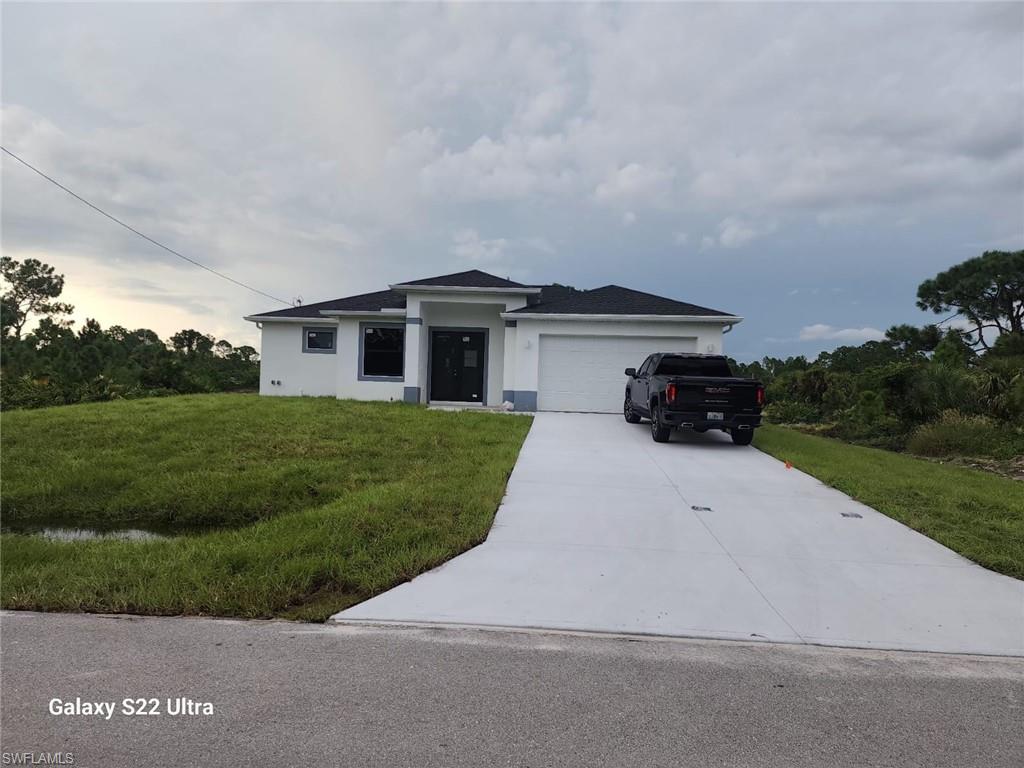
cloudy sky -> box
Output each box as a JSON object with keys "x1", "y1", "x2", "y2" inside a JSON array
[{"x1": 3, "y1": 2, "x2": 1022, "y2": 360}]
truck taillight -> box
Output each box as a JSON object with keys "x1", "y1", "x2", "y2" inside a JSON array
[
  {"x1": 756, "y1": 386, "x2": 766, "y2": 406},
  {"x1": 666, "y1": 383, "x2": 677, "y2": 402}
]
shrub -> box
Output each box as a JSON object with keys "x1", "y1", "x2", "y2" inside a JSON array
[
  {"x1": 916, "y1": 364, "x2": 980, "y2": 415},
  {"x1": 977, "y1": 356, "x2": 1024, "y2": 423},
  {"x1": 1006, "y1": 377, "x2": 1024, "y2": 423},
  {"x1": 906, "y1": 410, "x2": 1024, "y2": 460},
  {"x1": 932, "y1": 333, "x2": 975, "y2": 368},
  {"x1": 824, "y1": 391, "x2": 905, "y2": 449},
  {"x1": 851, "y1": 390, "x2": 886, "y2": 424},
  {"x1": 875, "y1": 362, "x2": 978, "y2": 427},
  {"x1": 763, "y1": 400, "x2": 821, "y2": 424},
  {"x1": 0, "y1": 376, "x2": 65, "y2": 410},
  {"x1": 820, "y1": 372, "x2": 857, "y2": 418},
  {"x1": 0, "y1": 374, "x2": 182, "y2": 411}
]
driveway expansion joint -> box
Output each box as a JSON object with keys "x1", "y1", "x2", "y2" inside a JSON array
[{"x1": 641, "y1": 438, "x2": 809, "y2": 646}]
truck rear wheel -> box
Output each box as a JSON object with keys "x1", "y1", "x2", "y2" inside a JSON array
[
  {"x1": 650, "y1": 404, "x2": 671, "y2": 443},
  {"x1": 730, "y1": 428, "x2": 754, "y2": 446}
]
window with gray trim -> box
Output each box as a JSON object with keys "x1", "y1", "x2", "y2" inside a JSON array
[
  {"x1": 361, "y1": 324, "x2": 404, "y2": 378},
  {"x1": 303, "y1": 326, "x2": 336, "y2": 354}
]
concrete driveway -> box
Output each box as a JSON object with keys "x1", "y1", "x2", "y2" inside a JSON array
[{"x1": 334, "y1": 413, "x2": 1024, "y2": 656}]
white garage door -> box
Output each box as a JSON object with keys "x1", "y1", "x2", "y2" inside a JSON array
[{"x1": 537, "y1": 334, "x2": 697, "y2": 412}]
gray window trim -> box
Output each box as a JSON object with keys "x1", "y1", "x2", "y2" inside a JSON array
[
  {"x1": 358, "y1": 321, "x2": 405, "y2": 381},
  {"x1": 302, "y1": 325, "x2": 337, "y2": 354},
  {"x1": 427, "y1": 326, "x2": 489, "y2": 405}
]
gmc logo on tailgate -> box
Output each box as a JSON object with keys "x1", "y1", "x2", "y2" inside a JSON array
[{"x1": 705, "y1": 387, "x2": 731, "y2": 394}]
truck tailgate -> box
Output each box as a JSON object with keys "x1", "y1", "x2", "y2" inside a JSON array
[{"x1": 667, "y1": 377, "x2": 762, "y2": 410}]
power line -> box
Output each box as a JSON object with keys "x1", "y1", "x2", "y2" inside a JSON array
[{"x1": 1, "y1": 146, "x2": 292, "y2": 307}]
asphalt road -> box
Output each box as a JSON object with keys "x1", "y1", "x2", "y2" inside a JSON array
[{"x1": 2, "y1": 612, "x2": 1022, "y2": 767}]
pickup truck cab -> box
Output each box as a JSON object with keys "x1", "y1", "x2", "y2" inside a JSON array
[{"x1": 623, "y1": 353, "x2": 765, "y2": 444}]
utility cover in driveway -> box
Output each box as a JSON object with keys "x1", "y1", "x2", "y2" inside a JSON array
[{"x1": 334, "y1": 414, "x2": 1024, "y2": 656}]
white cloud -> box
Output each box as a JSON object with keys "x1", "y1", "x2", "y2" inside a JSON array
[
  {"x1": 799, "y1": 324, "x2": 885, "y2": 343},
  {"x1": 516, "y1": 85, "x2": 568, "y2": 133},
  {"x1": 419, "y1": 133, "x2": 575, "y2": 202},
  {"x1": 594, "y1": 163, "x2": 675, "y2": 207},
  {"x1": 622, "y1": 211, "x2": 637, "y2": 226},
  {"x1": 448, "y1": 229, "x2": 555, "y2": 279},
  {"x1": 450, "y1": 228, "x2": 508, "y2": 264},
  {"x1": 717, "y1": 216, "x2": 777, "y2": 249},
  {"x1": 673, "y1": 231, "x2": 689, "y2": 246}
]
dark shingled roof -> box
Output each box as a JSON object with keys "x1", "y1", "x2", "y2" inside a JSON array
[
  {"x1": 528, "y1": 284, "x2": 582, "y2": 306},
  {"x1": 250, "y1": 273, "x2": 733, "y2": 320},
  {"x1": 250, "y1": 289, "x2": 406, "y2": 319},
  {"x1": 399, "y1": 269, "x2": 527, "y2": 289},
  {"x1": 511, "y1": 285, "x2": 732, "y2": 317}
]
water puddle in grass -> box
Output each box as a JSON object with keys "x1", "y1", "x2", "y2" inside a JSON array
[{"x1": 1, "y1": 524, "x2": 172, "y2": 541}]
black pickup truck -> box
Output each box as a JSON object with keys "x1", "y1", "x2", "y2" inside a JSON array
[{"x1": 623, "y1": 353, "x2": 765, "y2": 444}]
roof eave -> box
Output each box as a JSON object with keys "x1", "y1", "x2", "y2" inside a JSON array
[
  {"x1": 391, "y1": 284, "x2": 542, "y2": 295},
  {"x1": 500, "y1": 312, "x2": 744, "y2": 323},
  {"x1": 243, "y1": 315, "x2": 323, "y2": 324},
  {"x1": 318, "y1": 308, "x2": 406, "y2": 317}
]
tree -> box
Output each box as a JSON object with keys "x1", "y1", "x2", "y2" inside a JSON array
[
  {"x1": 988, "y1": 331, "x2": 1024, "y2": 358},
  {"x1": 916, "y1": 250, "x2": 1024, "y2": 350},
  {"x1": 884, "y1": 324, "x2": 942, "y2": 357},
  {"x1": 128, "y1": 328, "x2": 163, "y2": 349},
  {"x1": 932, "y1": 331, "x2": 976, "y2": 368},
  {"x1": 0, "y1": 257, "x2": 74, "y2": 339},
  {"x1": 231, "y1": 345, "x2": 259, "y2": 363},
  {"x1": 77, "y1": 318, "x2": 103, "y2": 345},
  {"x1": 29, "y1": 317, "x2": 76, "y2": 348},
  {"x1": 170, "y1": 329, "x2": 214, "y2": 356},
  {"x1": 0, "y1": 297, "x2": 19, "y2": 337},
  {"x1": 1, "y1": 259, "x2": 261, "y2": 410},
  {"x1": 816, "y1": 341, "x2": 899, "y2": 373}
]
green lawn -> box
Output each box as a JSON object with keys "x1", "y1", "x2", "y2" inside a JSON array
[
  {"x1": 754, "y1": 425, "x2": 1024, "y2": 579},
  {"x1": 1, "y1": 395, "x2": 532, "y2": 620}
]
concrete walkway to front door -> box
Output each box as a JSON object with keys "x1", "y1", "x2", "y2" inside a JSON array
[{"x1": 333, "y1": 413, "x2": 1024, "y2": 656}]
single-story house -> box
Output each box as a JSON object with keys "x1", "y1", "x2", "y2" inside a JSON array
[{"x1": 244, "y1": 269, "x2": 742, "y2": 413}]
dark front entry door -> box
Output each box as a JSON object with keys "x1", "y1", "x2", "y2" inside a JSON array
[{"x1": 430, "y1": 330, "x2": 486, "y2": 403}]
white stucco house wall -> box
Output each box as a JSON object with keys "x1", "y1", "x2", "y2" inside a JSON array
[{"x1": 244, "y1": 269, "x2": 742, "y2": 413}]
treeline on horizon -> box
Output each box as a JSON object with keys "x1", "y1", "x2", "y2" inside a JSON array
[
  {"x1": 729, "y1": 250, "x2": 1024, "y2": 461},
  {"x1": 1, "y1": 251, "x2": 1022, "y2": 465},
  {"x1": 1, "y1": 256, "x2": 259, "y2": 410}
]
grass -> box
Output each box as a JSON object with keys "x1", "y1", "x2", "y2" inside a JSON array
[
  {"x1": 1, "y1": 394, "x2": 532, "y2": 620},
  {"x1": 754, "y1": 425, "x2": 1024, "y2": 580}
]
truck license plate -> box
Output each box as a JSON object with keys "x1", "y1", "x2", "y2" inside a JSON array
[{"x1": 707, "y1": 412, "x2": 724, "y2": 420}]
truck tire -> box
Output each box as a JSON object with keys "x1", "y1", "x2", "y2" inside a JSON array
[
  {"x1": 623, "y1": 394, "x2": 641, "y2": 424},
  {"x1": 730, "y1": 428, "x2": 754, "y2": 446},
  {"x1": 650, "y1": 403, "x2": 671, "y2": 443}
]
